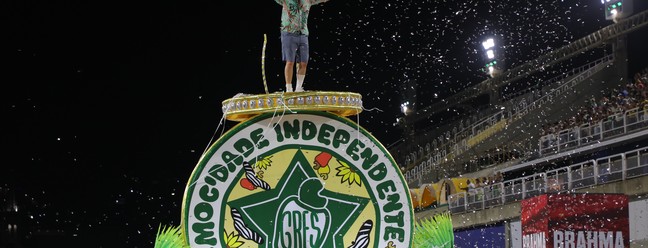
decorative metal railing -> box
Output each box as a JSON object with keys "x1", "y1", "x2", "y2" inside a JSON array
[
  {"x1": 539, "y1": 105, "x2": 648, "y2": 155},
  {"x1": 448, "y1": 146, "x2": 648, "y2": 213}
]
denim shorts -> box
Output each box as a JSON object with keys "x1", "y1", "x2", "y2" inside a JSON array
[{"x1": 281, "y1": 31, "x2": 309, "y2": 63}]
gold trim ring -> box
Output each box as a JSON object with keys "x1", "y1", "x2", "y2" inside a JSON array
[{"x1": 221, "y1": 91, "x2": 363, "y2": 122}]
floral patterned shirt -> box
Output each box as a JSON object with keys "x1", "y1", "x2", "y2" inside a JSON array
[{"x1": 274, "y1": 0, "x2": 329, "y2": 35}]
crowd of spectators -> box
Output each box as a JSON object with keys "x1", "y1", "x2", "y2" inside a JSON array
[
  {"x1": 540, "y1": 66, "x2": 648, "y2": 139},
  {"x1": 467, "y1": 171, "x2": 504, "y2": 197}
]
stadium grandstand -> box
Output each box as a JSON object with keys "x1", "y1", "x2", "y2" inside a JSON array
[{"x1": 394, "y1": 4, "x2": 648, "y2": 247}]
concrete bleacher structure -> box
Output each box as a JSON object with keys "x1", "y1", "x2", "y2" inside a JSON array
[{"x1": 395, "y1": 7, "x2": 648, "y2": 248}]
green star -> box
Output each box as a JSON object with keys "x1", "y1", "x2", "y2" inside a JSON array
[{"x1": 228, "y1": 150, "x2": 370, "y2": 248}]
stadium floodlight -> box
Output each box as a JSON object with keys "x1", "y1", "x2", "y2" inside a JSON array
[
  {"x1": 401, "y1": 101, "x2": 410, "y2": 115},
  {"x1": 482, "y1": 38, "x2": 495, "y2": 50},
  {"x1": 486, "y1": 50, "x2": 495, "y2": 59},
  {"x1": 604, "y1": 0, "x2": 632, "y2": 22},
  {"x1": 481, "y1": 37, "x2": 502, "y2": 77}
]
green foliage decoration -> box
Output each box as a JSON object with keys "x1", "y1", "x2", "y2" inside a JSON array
[
  {"x1": 413, "y1": 211, "x2": 454, "y2": 248},
  {"x1": 154, "y1": 224, "x2": 189, "y2": 248}
]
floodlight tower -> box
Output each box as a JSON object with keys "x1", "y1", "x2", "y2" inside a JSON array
[
  {"x1": 400, "y1": 101, "x2": 412, "y2": 115},
  {"x1": 601, "y1": 0, "x2": 632, "y2": 89},
  {"x1": 397, "y1": 78, "x2": 417, "y2": 140},
  {"x1": 482, "y1": 38, "x2": 502, "y2": 78},
  {"x1": 399, "y1": 78, "x2": 417, "y2": 116},
  {"x1": 602, "y1": 0, "x2": 633, "y2": 23}
]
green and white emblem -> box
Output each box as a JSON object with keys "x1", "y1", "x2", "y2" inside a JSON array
[{"x1": 182, "y1": 111, "x2": 413, "y2": 247}]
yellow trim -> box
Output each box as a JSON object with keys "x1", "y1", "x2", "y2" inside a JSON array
[
  {"x1": 467, "y1": 119, "x2": 507, "y2": 147},
  {"x1": 221, "y1": 91, "x2": 363, "y2": 122}
]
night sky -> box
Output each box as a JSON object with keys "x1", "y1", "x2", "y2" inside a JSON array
[{"x1": 4, "y1": 0, "x2": 647, "y2": 246}]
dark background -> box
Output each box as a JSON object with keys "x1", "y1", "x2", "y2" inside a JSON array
[{"x1": 3, "y1": 0, "x2": 647, "y2": 246}]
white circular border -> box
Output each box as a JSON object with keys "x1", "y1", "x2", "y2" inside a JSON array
[{"x1": 183, "y1": 112, "x2": 413, "y2": 247}]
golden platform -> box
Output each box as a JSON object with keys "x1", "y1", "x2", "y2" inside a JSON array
[{"x1": 222, "y1": 91, "x2": 363, "y2": 122}]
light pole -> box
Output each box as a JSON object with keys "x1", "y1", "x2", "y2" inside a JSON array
[
  {"x1": 602, "y1": 0, "x2": 633, "y2": 23},
  {"x1": 401, "y1": 101, "x2": 412, "y2": 115},
  {"x1": 482, "y1": 37, "x2": 502, "y2": 78}
]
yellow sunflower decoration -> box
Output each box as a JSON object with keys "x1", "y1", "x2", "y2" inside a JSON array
[
  {"x1": 224, "y1": 230, "x2": 244, "y2": 248},
  {"x1": 255, "y1": 155, "x2": 273, "y2": 170},
  {"x1": 335, "y1": 159, "x2": 362, "y2": 186}
]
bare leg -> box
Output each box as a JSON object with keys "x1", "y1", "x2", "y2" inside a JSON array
[{"x1": 297, "y1": 62, "x2": 307, "y2": 76}]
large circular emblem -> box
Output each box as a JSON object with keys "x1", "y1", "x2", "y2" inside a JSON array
[{"x1": 182, "y1": 111, "x2": 413, "y2": 247}]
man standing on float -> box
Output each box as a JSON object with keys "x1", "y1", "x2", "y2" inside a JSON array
[{"x1": 274, "y1": 0, "x2": 330, "y2": 92}]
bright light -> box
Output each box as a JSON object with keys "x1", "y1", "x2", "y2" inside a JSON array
[
  {"x1": 482, "y1": 38, "x2": 495, "y2": 50},
  {"x1": 401, "y1": 101, "x2": 410, "y2": 114},
  {"x1": 601, "y1": 0, "x2": 604, "y2": 3},
  {"x1": 486, "y1": 50, "x2": 495, "y2": 59},
  {"x1": 488, "y1": 66, "x2": 494, "y2": 73},
  {"x1": 611, "y1": 9, "x2": 618, "y2": 15}
]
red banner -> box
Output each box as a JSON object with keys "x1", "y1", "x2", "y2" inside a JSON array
[
  {"x1": 521, "y1": 193, "x2": 628, "y2": 248},
  {"x1": 521, "y1": 195, "x2": 548, "y2": 248}
]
